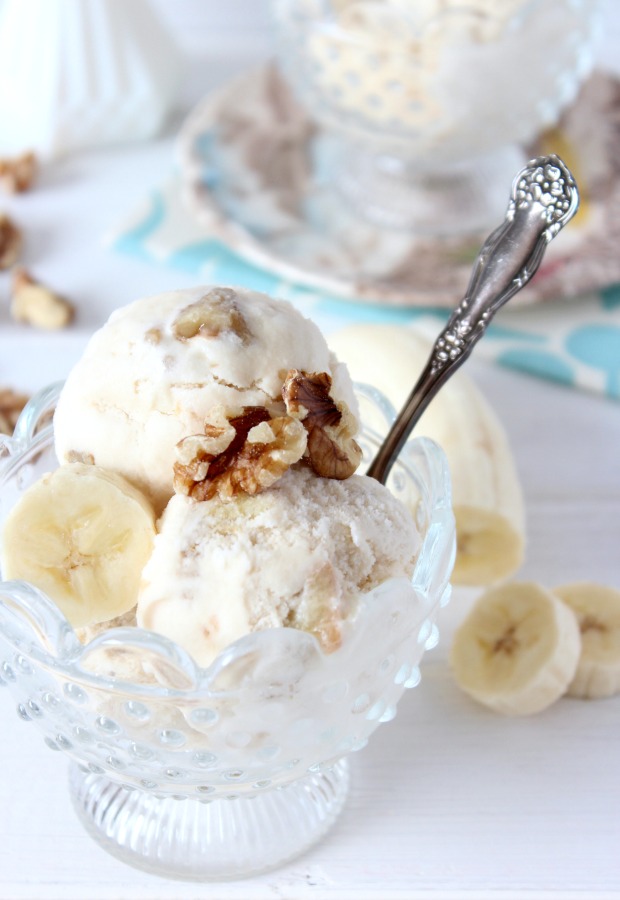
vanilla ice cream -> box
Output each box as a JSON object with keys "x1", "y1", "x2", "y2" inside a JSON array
[
  {"x1": 54, "y1": 286, "x2": 357, "y2": 511},
  {"x1": 137, "y1": 466, "x2": 420, "y2": 668}
]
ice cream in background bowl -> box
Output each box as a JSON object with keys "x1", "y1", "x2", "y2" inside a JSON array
[{"x1": 0, "y1": 286, "x2": 455, "y2": 881}]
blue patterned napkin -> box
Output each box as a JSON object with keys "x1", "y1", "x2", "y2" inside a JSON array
[{"x1": 107, "y1": 179, "x2": 620, "y2": 400}]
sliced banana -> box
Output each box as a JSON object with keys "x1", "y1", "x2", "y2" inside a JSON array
[
  {"x1": 1, "y1": 463, "x2": 156, "y2": 628},
  {"x1": 329, "y1": 323, "x2": 525, "y2": 586},
  {"x1": 450, "y1": 581, "x2": 581, "y2": 715},
  {"x1": 553, "y1": 582, "x2": 620, "y2": 700}
]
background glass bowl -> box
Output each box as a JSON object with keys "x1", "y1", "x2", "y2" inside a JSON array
[
  {"x1": 0, "y1": 383, "x2": 455, "y2": 882},
  {"x1": 272, "y1": 0, "x2": 599, "y2": 232}
]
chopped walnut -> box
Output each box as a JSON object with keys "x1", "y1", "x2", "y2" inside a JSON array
[
  {"x1": 65, "y1": 450, "x2": 95, "y2": 465},
  {"x1": 174, "y1": 406, "x2": 307, "y2": 501},
  {"x1": 282, "y1": 370, "x2": 362, "y2": 479},
  {"x1": 0, "y1": 387, "x2": 30, "y2": 436},
  {"x1": 10, "y1": 268, "x2": 74, "y2": 330},
  {"x1": 0, "y1": 151, "x2": 37, "y2": 193},
  {"x1": 172, "y1": 288, "x2": 252, "y2": 344},
  {"x1": 0, "y1": 214, "x2": 22, "y2": 269},
  {"x1": 293, "y1": 562, "x2": 343, "y2": 653},
  {"x1": 144, "y1": 327, "x2": 162, "y2": 345}
]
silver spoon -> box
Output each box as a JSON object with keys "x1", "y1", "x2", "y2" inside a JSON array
[{"x1": 366, "y1": 154, "x2": 579, "y2": 484}]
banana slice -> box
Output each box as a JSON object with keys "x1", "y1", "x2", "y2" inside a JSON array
[
  {"x1": 552, "y1": 582, "x2": 620, "y2": 699},
  {"x1": 1, "y1": 463, "x2": 156, "y2": 628},
  {"x1": 329, "y1": 323, "x2": 525, "y2": 586},
  {"x1": 450, "y1": 581, "x2": 581, "y2": 715}
]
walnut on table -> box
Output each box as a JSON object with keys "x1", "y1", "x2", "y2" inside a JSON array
[
  {"x1": 10, "y1": 268, "x2": 74, "y2": 330},
  {"x1": 0, "y1": 214, "x2": 22, "y2": 269},
  {"x1": 0, "y1": 151, "x2": 38, "y2": 194}
]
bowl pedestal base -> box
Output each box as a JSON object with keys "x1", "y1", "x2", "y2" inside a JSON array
[{"x1": 69, "y1": 759, "x2": 350, "y2": 881}]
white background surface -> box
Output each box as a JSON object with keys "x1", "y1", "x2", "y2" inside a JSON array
[{"x1": 0, "y1": 2, "x2": 619, "y2": 898}]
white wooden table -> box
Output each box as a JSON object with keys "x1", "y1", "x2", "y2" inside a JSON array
[{"x1": 1, "y1": 10, "x2": 619, "y2": 898}]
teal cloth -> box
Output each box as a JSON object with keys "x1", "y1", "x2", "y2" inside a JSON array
[{"x1": 108, "y1": 180, "x2": 620, "y2": 400}]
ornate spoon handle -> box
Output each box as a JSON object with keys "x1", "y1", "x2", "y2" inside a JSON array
[{"x1": 366, "y1": 154, "x2": 579, "y2": 484}]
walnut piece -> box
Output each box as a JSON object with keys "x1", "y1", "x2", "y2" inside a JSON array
[
  {"x1": 10, "y1": 268, "x2": 74, "y2": 330},
  {"x1": 172, "y1": 288, "x2": 252, "y2": 344},
  {"x1": 286, "y1": 562, "x2": 344, "y2": 654},
  {"x1": 0, "y1": 387, "x2": 30, "y2": 436},
  {"x1": 0, "y1": 214, "x2": 22, "y2": 269},
  {"x1": 0, "y1": 151, "x2": 37, "y2": 193},
  {"x1": 174, "y1": 406, "x2": 307, "y2": 501},
  {"x1": 282, "y1": 370, "x2": 362, "y2": 479},
  {"x1": 174, "y1": 406, "x2": 237, "y2": 488},
  {"x1": 144, "y1": 327, "x2": 162, "y2": 345},
  {"x1": 65, "y1": 450, "x2": 95, "y2": 465}
]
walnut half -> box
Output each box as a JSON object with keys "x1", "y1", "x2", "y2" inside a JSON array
[
  {"x1": 282, "y1": 370, "x2": 362, "y2": 479},
  {"x1": 174, "y1": 406, "x2": 307, "y2": 501}
]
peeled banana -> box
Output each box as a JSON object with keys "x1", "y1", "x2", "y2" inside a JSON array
[
  {"x1": 450, "y1": 581, "x2": 582, "y2": 715},
  {"x1": 329, "y1": 323, "x2": 525, "y2": 585},
  {"x1": 553, "y1": 582, "x2": 620, "y2": 700},
  {"x1": 1, "y1": 463, "x2": 156, "y2": 628}
]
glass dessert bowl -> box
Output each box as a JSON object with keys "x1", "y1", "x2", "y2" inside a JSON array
[
  {"x1": 0, "y1": 382, "x2": 455, "y2": 882},
  {"x1": 272, "y1": 0, "x2": 598, "y2": 233}
]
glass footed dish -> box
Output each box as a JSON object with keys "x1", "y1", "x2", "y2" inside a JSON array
[
  {"x1": 0, "y1": 382, "x2": 455, "y2": 882},
  {"x1": 272, "y1": 0, "x2": 599, "y2": 234}
]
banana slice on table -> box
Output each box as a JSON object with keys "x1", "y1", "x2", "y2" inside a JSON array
[
  {"x1": 329, "y1": 323, "x2": 525, "y2": 586},
  {"x1": 553, "y1": 582, "x2": 620, "y2": 700},
  {"x1": 450, "y1": 581, "x2": 581, "y2": 715},
  {"x1": 1, "y1": 463, "x2": 156, "y2": 628}
]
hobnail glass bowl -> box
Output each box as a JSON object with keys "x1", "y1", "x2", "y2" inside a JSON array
[
  {"x1": 272, "y1": 0, "x2": 599, "y2": 232},
  {"x1": 0, "y1": 382, "x2": 455, "y2": 882}
]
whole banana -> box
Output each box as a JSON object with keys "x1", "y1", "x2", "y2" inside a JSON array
[{"x1": 329, "y1": 323, "x2": 525, "y2": 586}]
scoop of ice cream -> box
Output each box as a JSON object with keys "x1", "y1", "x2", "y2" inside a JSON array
[
  {"x1": 136, "y1": 466, "x2": 420, "y2": 668},
  {"x1": 54, "y1": 286, "x2": 356, "y2": 511}
]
